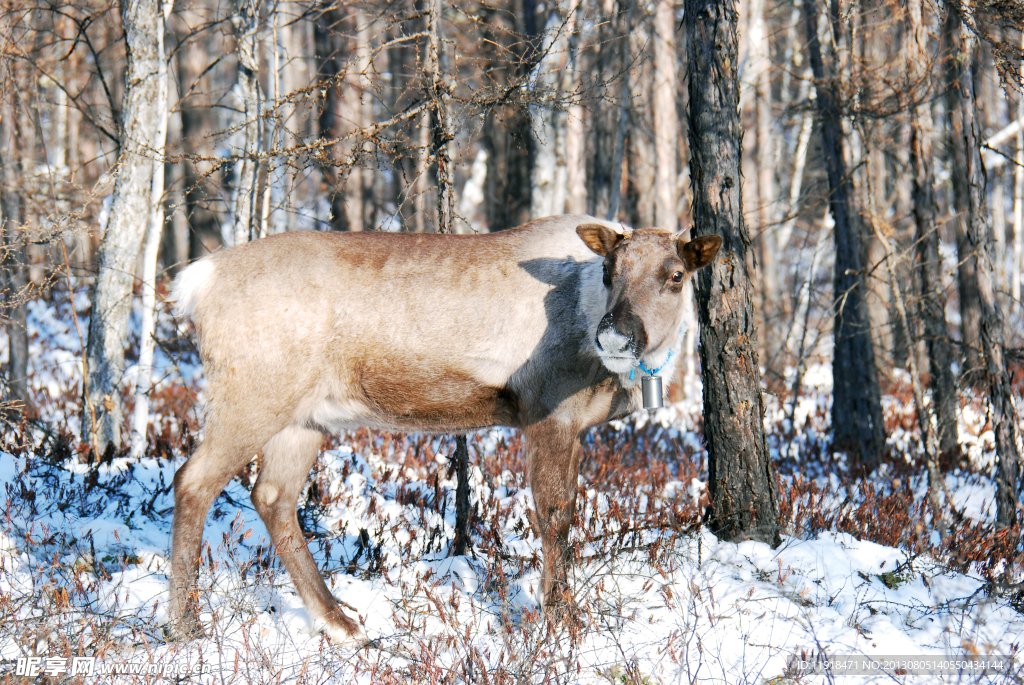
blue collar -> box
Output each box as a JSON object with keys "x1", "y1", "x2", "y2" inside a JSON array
[{"x1": 629, "y1": 346, "x2": 675, "y2": 381}]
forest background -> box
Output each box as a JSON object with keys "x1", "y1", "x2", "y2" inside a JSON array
[{"x1": 1, "y1": 0, "x2": 1024, "y2": 680}]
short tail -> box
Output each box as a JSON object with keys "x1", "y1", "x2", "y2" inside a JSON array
[{"x1": 171, "y1": 258, "x2": 216, "y2": 322}]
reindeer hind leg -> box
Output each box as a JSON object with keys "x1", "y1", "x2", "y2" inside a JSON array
[{"x1": 250, "y1": 424, "x2": 362, "y2": 644}]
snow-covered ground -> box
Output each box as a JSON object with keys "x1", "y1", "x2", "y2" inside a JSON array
[{"x1": 1, "y1": 290, "x2": 1022, "y2": 684}]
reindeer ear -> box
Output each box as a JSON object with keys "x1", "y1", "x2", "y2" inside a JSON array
[
  {"x1": 576, "y1": 223, "x2": 626, "y2": 256},
  {"x1": 678, "y1": 234, "x2": 723, "y2": 271}
]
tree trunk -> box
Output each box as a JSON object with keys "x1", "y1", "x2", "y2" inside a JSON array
[
  {"x1": 803, "y1": 0, "x2": 885, "y2": 467},
  {"x1": 450, "y1": 435, "x2": 471, "y2": 556},
  {"x1": 565, "y1": 6, "x2": 586, "y2": 217},
  {"x1": 626, "y1": 19, "x2": 655, "y2": 229},
  {"x1": 0, "y1": 135, "x2": 29, "y2": 414},
  {"x1": 653, "y1": 0, "x2": 678, "y2": 232},
  {"x1": 942, "y1": 9, "x2": 983, "y2": 382},
  {"x1": 85, "y1": 0, "x2": 168, "y2": 455},
  {"x1": 0, "y1": 61, "x2": 28, "y2": 416},
  {"x1": 911, "y1": 121, "x2": 961, "y2": 467},
  {"x1": 427, "y1": 0, "x2": 453, "y2": 233},
  {"x1": 685, "y1": 0, "x2": 779, "y2": 545},
  {"x1": 424, "y1": 0, "x2": 470, "y2": 552},
  {"x1": 343, "y1": 9, "x2": 372, "y2": 232},
  {"x1": 606, "y1": 10, "x2": 631, "y2": 222},
  {"x1": 230, "y1": 0, "x2": 262, "y2": 245},
  {"x1": 530, "y1": 7, "x2": 570, "y2": 219},
  {"x1": 479, "y1": 5, "x2": 532, "y2": 232},
  {"x1": 1014, "y1": 42, "x2": 1023, "y2": 304},
  {"x1": 906, "y1": 0, "x2": 959, "y2": 467},
  {"x1": 939, "y1": 13, "x2": 1023, "y2": 528},
  {"x1": 131, "y1": 0, "x2": 170, "y2": 459},
  {"x1": 748, "y1": 0, "x2": 776, "y2": 306}
]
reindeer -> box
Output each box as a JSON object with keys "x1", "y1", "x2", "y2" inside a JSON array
[{"x1": 169, "y1": 214, "x2": 722, "y2": 642}]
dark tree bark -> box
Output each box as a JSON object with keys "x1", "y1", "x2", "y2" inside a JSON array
[
  {"x1": 803, "y1": 0, "x2": 885, "y2": 467},
  {"x1": 482, "y1": 108, "x2": 532, "y2": 232},
  {"x1": 173, "y1": 17, "x2": 221, "y2": 256},
  {"x1": 449, "y1": 435, "x2": 472, "y2": 556},
  {"x1": 910, "y1": 121, "x2": 961, "y2": 467},
  {"x1": 479, "y1": 5, "x2": 532, "y2": 232},
  {"x1": 942, "y1": 9, "x2": 984, "y2": 382},
  {"x1": 313, "y1": 5, "x2": 349, "y2": 232},
  {"x1": 424, "y1": 0, "x2": 471, "y2": 551},
  {"x1": 940, "y1": 12, "x2": 1022, "y2": 528},
  {"x1": 427, "y1": 0, "x2": 453, "y2": 233},
  {"x1": 685, "y1": 0, "x2": 779, "y2": 545}
]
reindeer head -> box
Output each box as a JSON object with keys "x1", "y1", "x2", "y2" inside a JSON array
[{"x1": 576, "y1": 223, "x2": 722, "y2": 376}]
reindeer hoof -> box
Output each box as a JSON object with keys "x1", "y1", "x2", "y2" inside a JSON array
[{"x1": 314, "y1": 612, "x2": 365, "y2": 648}]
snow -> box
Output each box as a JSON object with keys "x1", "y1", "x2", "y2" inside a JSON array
[{"x1": 1, "y1": 293, "x2": 1022, "y2": 684}]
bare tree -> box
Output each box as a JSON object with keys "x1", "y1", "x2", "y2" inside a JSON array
[
  {"x1": 530, "y1": 2, "x2": 570, "y2": 219},
  {"x1": 84, "y1": 0, "x2": 170, "y2": 455},
  {"x1": 686, "y1": 0, "x2": 779, "y2": 544},
  {"x1": 653, "y1": 0, "x2": 678, "y2": 232},
  {"x1": 803, "y1": 0, "x2": 885, "y2": 467},
  {"x1": 942, "y1": 8, "x2": 983, "y2": 380},
  {"x1": 907, "y1": 0, "x2": 960, "y2": 465},
  {"x1": 1014, "y1": 36, "x2": 1023, "y2": 304},
  {"x1": 747, "y1": 0, "x2": 776, "y2": 307},
  {"x1": 131, "y1": 0, "x2": 171, "y2": 459},
  {"x1": 229, "y1": 0, "x2": 261, "y2": 245},
  {"x1": 0, "y1": 42, "x2": 29, "y2": 414}
]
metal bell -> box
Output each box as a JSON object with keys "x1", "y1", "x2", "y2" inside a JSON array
[{"x1": 641, "y1": 375, "x2": 664, "y2": 414}]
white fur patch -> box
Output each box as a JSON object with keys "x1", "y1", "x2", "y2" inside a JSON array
[
  {"x1": 170, "y1": 259, "x2": 216, "y2": 321},
  {"x1": 576, "y1": 258, "x2": 609, "y2": 352},
  {"x1": 596, "y1": 327, "x2": 637, "y2": 375},
  {"x1": 305, "y1": 395, "x2": 372, "y2": 432}
]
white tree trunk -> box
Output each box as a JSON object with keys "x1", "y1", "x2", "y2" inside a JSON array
[
  {"x1": 84, "y1": 0, "x2": 169, "y2": 455},
  {"x1": 260, "y1": 8, "x2": 282, "y2": 239},
  {"x1": 653, "y1": 0, "x2": 678, "y2": 232},
  {"x1": 231, "y1": 0, "x2": 261, "y2": 246},
  {"x1": 776, "y1": 75, "x2": 813, "y2": 252},
  {"x1": 341, "y1": 10, "x2": 372, "y2": 232},
  {"x1": 747, "y1": 0, "x2": 776, "y2": 301},
  {"x1": 130, "y1": 0, "x2": 171, "y2": 460},
  {"x1": 530, "y1": 9, "x2": 570, "y2": 219},
  {"x1": 564, "y1": 4, "x2": 586, "y2": 217}
]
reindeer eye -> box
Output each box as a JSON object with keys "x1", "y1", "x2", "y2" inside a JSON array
[
  {"x1": 671, "y1": 271, "x2": 685, "y2": 284},
  {"x1": 602, "y1": 264, "x2": 611, "y2": 287}
]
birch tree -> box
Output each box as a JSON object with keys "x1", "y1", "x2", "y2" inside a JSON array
[
  {"x1": 530, "y1": 4, "x2": 570, "y2": 219},
  {"x1": 130, "y1": 0, "x2": 171, "y2": 459},
  {"x1": 653, "y1": 0, "x2": 678, "y2": 232},
  {"x1": 84, "y1": 0, "x2": 170, "y2": 455},
  {"x1": 230, "y1": 0, "x2": 261, "y2": 245}
]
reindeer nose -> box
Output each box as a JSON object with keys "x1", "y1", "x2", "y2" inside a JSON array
[{"x1": 596, "y1": 313, "x2": 635, "y2": 353}]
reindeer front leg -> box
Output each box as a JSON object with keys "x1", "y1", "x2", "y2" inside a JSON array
[{"x1": 524, "y1": 418, "x2": 583, "y2": 616}]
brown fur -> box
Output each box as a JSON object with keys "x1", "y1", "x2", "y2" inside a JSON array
[{"x1": 169, "y1": 214, "x2": 720, "y2": 642}]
